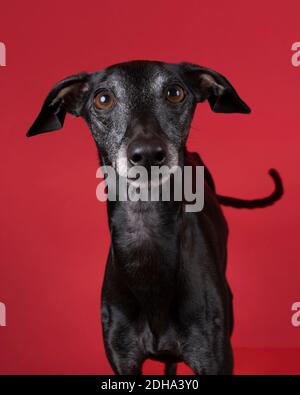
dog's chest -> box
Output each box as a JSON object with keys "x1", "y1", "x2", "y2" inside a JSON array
[
  {"x1": 120, "y1": 208, "x2": 158, "y2": 248},
  {"x1": 112, "y1": 202, "x2": 179, "y2": 256},
  {"x1": 139, "y1": 318, "x2": 181, "y2": 359},
  {"x1": 110, "y1": 202, "x2": 181, "y2": 316}
]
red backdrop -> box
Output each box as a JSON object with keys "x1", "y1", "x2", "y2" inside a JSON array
[{"x1": 0, "y1": 0, "x2": 299, "y2": 374}]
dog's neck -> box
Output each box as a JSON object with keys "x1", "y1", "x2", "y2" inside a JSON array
[
  {"x1": 109, "y1": 198, "x2": 182, "y2": 331},
  {"x1": 100, "y1": 149, "x2": 186, "y2": 326},
  {"x1": 108, "y1": 198, "x2": 182, "y2": 271},
  {"x1": 108, "y1": 193, "x2": 182, "y2": 322},
  {"x1": 105, "y1": 151, "x2": 185, "y2": 270}
]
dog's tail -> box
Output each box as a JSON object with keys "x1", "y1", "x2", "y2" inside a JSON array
[{"x1": 217, "y1": 169, "x2": 284, "y2": 209}]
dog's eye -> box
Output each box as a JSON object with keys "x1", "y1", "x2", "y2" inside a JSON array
[
  {"x1": 165, "y1": 85, "x2": 185, "y2": 103},
  {"x1": 94, "y1": 91, "x2": 115, "y2": 110}
]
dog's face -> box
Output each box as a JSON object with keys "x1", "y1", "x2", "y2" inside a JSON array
[{"x1": 27, "y1": 61, "x2": 250, "y2": 173}]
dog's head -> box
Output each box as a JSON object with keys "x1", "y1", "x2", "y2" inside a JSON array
[{"x1": 27, "y1": 61, "x2": 250, "y2": 173}]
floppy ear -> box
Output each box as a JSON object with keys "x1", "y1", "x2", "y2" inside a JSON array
[
  {"x1": 27, "y1": 72, "x2": 90, "y2": 137},
  {"x1": 181, "y1": 62, "x2": 251, "y2": 114}
]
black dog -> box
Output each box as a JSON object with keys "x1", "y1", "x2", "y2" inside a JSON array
[{"x1": 27, "y1": 61, "x2": 283, "y2": 375}]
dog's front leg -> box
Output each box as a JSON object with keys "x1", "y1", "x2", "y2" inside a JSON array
[
  {"x1": 105, "y1": 347, "x2": 144, "y2": 375},
  {"x1": 101, "y1": 303, "x2": 145, "y2": 375},
  {"x1": 182, "y1": 334, "x2": 233, "y2": 375}
]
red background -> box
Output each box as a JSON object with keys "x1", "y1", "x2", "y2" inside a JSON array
[{"x1": 0, "y1": 0, "x2": 299, "y2": 374}]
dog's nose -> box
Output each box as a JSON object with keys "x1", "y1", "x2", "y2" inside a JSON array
[{"x1": 127, "y1": 138, "x2": 167, "y2": 167}]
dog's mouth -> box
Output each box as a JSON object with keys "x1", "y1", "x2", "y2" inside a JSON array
[{"x1": 127, "y1": 165, "x2": 179, "y2": 189}]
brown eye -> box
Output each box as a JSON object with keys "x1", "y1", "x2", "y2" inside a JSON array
[
  {"x1": 165, "y1": 85, "x2": 185, "y2": 103},
  {"x1": 94, "y1": 90, "x2": 115, "y2": 110}
]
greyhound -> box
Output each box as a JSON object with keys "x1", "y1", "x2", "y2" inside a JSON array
[{"x1": 27, "y1": 61, "x2": 283, "y2": 375}]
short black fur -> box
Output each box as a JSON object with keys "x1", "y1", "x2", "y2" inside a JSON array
[{"x1": 27, "y1": 61, "x2": 283, "y2": 374}]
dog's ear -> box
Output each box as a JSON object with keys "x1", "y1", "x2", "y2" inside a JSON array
[
  {"x1": 27, "y1": 72, "x2": 90, "y2": 137},
  {"x1": 181, "y1": 62, "x2": 251, "y2": 114}
]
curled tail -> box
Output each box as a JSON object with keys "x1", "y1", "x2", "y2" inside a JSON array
[{"x1": 217, "y1": 169, "x2": 284, "y2": 209}]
